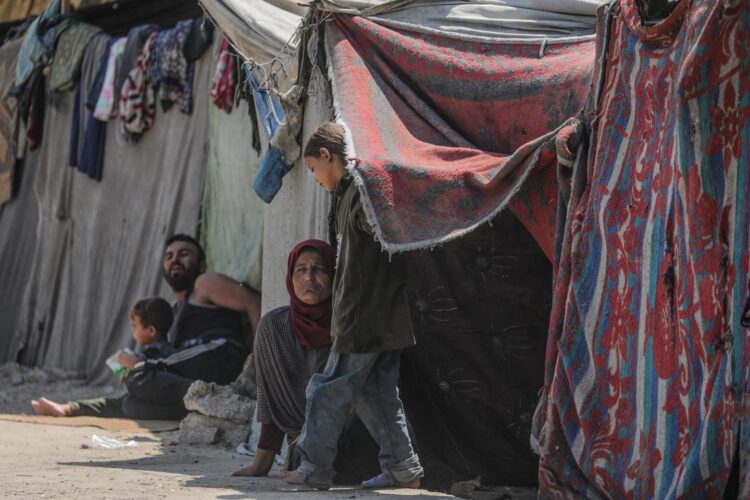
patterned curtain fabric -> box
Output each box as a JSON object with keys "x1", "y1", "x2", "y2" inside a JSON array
[
  {"x1": 534, "y1": 0, "x2": 750, "y2": 496},
  {"x1": 325, "y1": 15, "x2": 595, "y2": 257}
]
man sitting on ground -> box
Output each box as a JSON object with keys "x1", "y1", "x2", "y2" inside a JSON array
[{"x1": 31, "y1": 234, "x2": 261, "y2": 420}]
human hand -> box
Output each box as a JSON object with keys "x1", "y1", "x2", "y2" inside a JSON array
[{"x1": 116, "y1": 351, "x2": 141, "y2": 370}]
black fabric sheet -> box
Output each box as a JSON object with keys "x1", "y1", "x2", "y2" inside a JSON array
[
  {"x1": 75, "y1": 0, "x2": 202, "y2": 36},
  {"x1": 402, "y1": 210, "x2": 552, "y2": 489}
]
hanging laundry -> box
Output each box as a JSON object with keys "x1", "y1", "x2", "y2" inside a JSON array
[
  {"x1": 118, "y1": 32, "x2": 157, "y2": 143},
  {"x1": 183, "y1": 17, "x2": 213, "y2": 62},
  {"x1": 19, "y1": 67, "x2": 45, "y2": 151},
  {"x1": 149, "y1": 19, "x2": 194, "y2": 114},
  {"x1": 69, "y1": 33, "x2": 111, "y2": 181},
  {"x1": 47, "y1": 21, "x2": 100, "y2": 91},
  {"x1": 92, "y1": 37, "x2": 126, "y2": 120},
  {"x1": 210, "y1": 37, "x2": 236, "y2": 113},
  {"x1": 115, "y1": 23, "x2": 159, "y2": 96},
  {"x1": 15, "y1": 0, "x2": 60, "y2": 90}
]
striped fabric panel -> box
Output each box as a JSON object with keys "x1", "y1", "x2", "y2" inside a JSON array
[{"x1": 534, "y1": 0, "x2": 750, "y2": 497}]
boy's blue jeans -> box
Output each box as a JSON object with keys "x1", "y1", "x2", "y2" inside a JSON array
[{"x1": 295, "y1": 349, "x2": 424, "y2": 486}]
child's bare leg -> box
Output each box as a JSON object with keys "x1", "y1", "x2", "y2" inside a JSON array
[
  {"x1": 232, "y1": 448, "x2": 276, "y2": 477},
  {"x1": 30, "y1": 397, "x2": 72, "y2": 417}
]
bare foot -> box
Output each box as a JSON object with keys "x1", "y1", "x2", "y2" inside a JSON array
[
  {"x1": 402, "y1": 477, "x2": 421, "y2": 489},
  {"x1": 30, "y1": 397, "x2": 71, "y2": 417},
  {"x1": 361, "y1": 473, "x2": 421, "y2": 489},
  {"x1": 232, "y1": 448, "x2": 276, "y2": 477}
]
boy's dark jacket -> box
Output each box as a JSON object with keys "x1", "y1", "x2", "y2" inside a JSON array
[{"x1": 330, "y1": 174, "x2": 416, "y2": 353}]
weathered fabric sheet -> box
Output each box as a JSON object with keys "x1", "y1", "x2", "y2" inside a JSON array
[
  {"x1": 401, "y1": 210, "x2": 552, "y2": 489},
  {"x1": 0, "y1": 37, "x2": 21, "y2": 205},
  {"x1": 260, "y1": 65, "x2": 332, "y2": 314},
  {"x1": 201, "y1": 96, "x2": 264, "y2": 290},
  {"x1": 198, "y1": 0, "x2": 605, "y2": 65},
  {"x1": 9, "y1": 54, "x2": 212, "y2": 384},
  {"x1": 198, "y1": 0, "x2": 302, "y2": 62},
  {"x1": 533, "y1": 0, "x2": 750, "y2": 496},
  {"x1": 0, "y1": 149, "x2": 40, "y2": 363},
  {"x1": 326, "y1": 16, "x2": 594, "y2": 257}
]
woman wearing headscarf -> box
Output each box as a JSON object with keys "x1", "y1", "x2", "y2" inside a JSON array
[{"x1": 233, "y1": 240, "x2": 378, "y2": 480}]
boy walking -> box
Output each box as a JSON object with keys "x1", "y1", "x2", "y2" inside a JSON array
[{"x1": 285, "y1": 122, "x2": 423, "y2": 489}]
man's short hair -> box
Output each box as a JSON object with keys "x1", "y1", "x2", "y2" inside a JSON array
[
  {"x1": 164, "y1": 234, "x2": 206, "y2": 264},
  {"x1": 303, "y1": 122, "x2": 346, "y2": 159},
  {"x1": 130, "y1": 297, "x2": 174, "y2": 339}
]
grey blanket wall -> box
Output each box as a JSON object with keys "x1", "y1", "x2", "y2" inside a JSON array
[{"x1": 3, "y1": 55, "x2": 211, "y2": 384}]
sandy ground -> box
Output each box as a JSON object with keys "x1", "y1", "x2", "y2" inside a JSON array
[
  {"x1": 0, "y1": 420, "x2": 457, "y2": 499},
  {"x1": 0, "y1": 363, "x2": 534, "y2": 499},
  {"x1": 0, "y1": 363, "x2": 450, "y2": 499}
]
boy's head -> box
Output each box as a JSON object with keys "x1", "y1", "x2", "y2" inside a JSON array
[
  {"x1": 130, "y1": 297, "x2": 174, "y2": 345},
  {"x1": 303, "y1": 122, "x2": 348, "y2": 192}
]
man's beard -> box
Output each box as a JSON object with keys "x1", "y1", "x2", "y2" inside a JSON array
[{"x1": 163, "y1": 262, "x2": 201, "y2": 292}]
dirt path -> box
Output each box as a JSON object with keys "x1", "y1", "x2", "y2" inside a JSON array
[{"x1": 0, "y1": 420, "x2": 453, "y2": 499}]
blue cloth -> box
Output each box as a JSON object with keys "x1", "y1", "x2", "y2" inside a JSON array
[
  {"x1": 15, "y1": 0, "x2": 62, "y2": 89},
  {"x1": 70, "y1": 37, "x2": 113, "y2": 181},
  {"x1": 245, "y1": 68, "x2": 292, "y2": 203},
  {"x1": 295, "y1": 350, "x2": 423, "y2": 487},
  {"x1": 253, "y1": 145, "x2": 294, "y2": 203}
]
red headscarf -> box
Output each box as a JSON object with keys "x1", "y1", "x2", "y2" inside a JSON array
[{"x1": 286, "y1": 239, "x2": 337, "y2": 350}]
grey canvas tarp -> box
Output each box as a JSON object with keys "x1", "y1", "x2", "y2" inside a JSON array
[
  {"x1": 199, "y1": 0, "x2": 607, "y2": 67},
  {"x1": 260, "y1": 66, "x2": 332, "y2": 314},
  {"x1": 201, "y1": 97, "x2": 264, "y2": 291},
  {"x1": 0, "y1": 150, "x2": 40, "y2": 364},
  {"x1": 9, "y1": 55, "x2": 212, "y2": 384}
]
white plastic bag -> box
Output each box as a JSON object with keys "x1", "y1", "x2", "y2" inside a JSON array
[{"x1": 89, "y1": 434, "x2": 138, "y2": 449}]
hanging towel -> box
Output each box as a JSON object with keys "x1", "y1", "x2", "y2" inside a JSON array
[
  {"x1": 149, "y1": 19, "x2": 194, "y2": 114},
  {"x1": 118, "y1": 32, "x2": 157, "y2": 143},
  {"x1": 210, "y1": 37, "x2": 235, "y2": 113},
  {"x1": 115, "y1": 23, "x2": 159, "y2": 97},
  {"x1": 183, "y1": 17, "x2": 213, "y2": 62},
  {"x1": 93, "y1": 37, "x2": 126, "y2": 121},
  {"x1": 47, "y1": 21, "x2": 101, "y2": 91},
  {"x1": 68, "y1": 33, "x2": 111, "y2": 181}
]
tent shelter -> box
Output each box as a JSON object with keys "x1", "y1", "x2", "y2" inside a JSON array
[
  {"x1": 201, "y1": 0, "x2": 604, "y2": 489},
  {"x1": 19, "y1": 0, "x2": 749, "y2": 494}
]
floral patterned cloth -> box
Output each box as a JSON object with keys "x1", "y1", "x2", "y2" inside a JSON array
[
  {"x1": 148, "y1": 19, "x2": 194, "y2": 114},
  {"x1": 118, "y1": 32, "x2": 157, "y2": 142},
  {"x1": 210, "y1": 37, "x2": 236, "y2": 113},
  {"x1": 533, "y1": 0, "x2": 750, "y2": 497}
]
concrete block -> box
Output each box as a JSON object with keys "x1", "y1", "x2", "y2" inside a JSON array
[
  {"x1": 179, "y1": 413, "x2": 251, "y2": 448},
  {"x1": 183, "y1": 380, "x2": 255, "y2": 423}
]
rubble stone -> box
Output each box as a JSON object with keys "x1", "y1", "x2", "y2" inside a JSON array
[
  {"x1": 183, "y1": 380, "x2": 255, "y2": 423},
  {"x1": 229, "y1": 354, "x2": 257, "y2": 398},
  {"x1": 178, "y1": 413, "x2": 250, "y2": 448}
]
